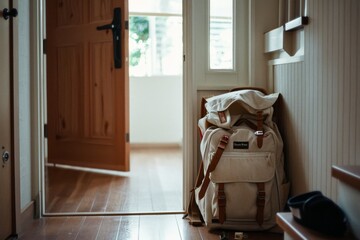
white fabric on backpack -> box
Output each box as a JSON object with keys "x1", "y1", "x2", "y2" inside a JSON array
[{"x1": 204, "y1": 90, "x2": 279, "y2": 129}]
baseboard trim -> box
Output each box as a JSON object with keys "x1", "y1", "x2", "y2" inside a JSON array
[
  {"x1": 130, "y1": 143, "x2": 182, "y2": 150},
  {"x1": 18, "y1": 201, "x2": 35, "y2": 237}
]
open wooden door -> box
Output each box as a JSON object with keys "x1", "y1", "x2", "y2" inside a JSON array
[{"x1": 46, "y1": 0, "x2": 129, "y2": 171}]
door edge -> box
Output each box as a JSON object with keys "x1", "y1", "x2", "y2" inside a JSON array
[{"x1": 30, "y1": 0, "x2": 46, "y2": 219}]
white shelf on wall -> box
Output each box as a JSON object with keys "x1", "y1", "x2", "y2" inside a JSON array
[
  {"x1": 284, "y1": 16, "x2": 309, "y2": 31},
  {"x1": 264, "y1": 16, "x2": 308, "y2": 64},
  {"x1": 264, "y1": 26, "x2": 284, "y2": 53}
]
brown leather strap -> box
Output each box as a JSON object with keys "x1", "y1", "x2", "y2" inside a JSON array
[
  {"x1": 184, "y1": 189, "x2": 203, "y2": 226},
  {"x1": 195, "y1": 161, "x2": 204, "y2": 188},
  {"x1": 255, "y1": 111, "x2": 264, "y2": 148},
  {"x1": 256, "y1": 182, "x2": 265, "y2": 226},
  {"x1": 184, "y1": 161, "x2": 205, "y2": 225},
  {"x1": 198, "y1": 135, "x2": 229, "y2": 200},
  {"x1": 218, "y1": 111, "x2": 227, "y2": 123},
  {"x1": 218, "y1": 183, "x2": 226, "y2": 224}
]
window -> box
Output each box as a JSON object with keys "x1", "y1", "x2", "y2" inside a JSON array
[
  {"x1": 209, "y1": 0, "x2": 234, "y2": 70},
  {"x1": 129, "y1": 0, "x2": 182, "y2": 76},
  {"x1": 193, "y1": 0, "x2": 249, "y2": 88}
]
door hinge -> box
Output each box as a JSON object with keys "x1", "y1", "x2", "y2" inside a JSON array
[
  {"x1": 125, "y1": 20, "x2": 129, "y2": 30},
  {"x1": 43, "y1": 39, "x2": 47, "y2": 54},
  {"x1": 125, "y1": 133, "x2": 129, "y2": 142},
  {"x1": 183, "y1": 54, "x2": 185, "y2": 62},
  {"x1": 44, "y1": 124, "x2": 48, "y2": 138}
]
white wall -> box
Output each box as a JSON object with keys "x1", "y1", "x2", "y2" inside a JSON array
[
  {"x1": 272, "y1": 0, "x2": 360, "y2": 200},
  {"x1": 129, "y1": 76, "x2": 183, "y2": 144},
  {"x1": 249, "y1": 0, "x2": 280, "y2": 89},
  {"x1": 17, "y1": 0, "x2": 32, "y2": 210}
]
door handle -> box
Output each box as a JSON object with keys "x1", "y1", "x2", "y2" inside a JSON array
[
  {"x1": 2, "y1": 151, "x2": 10, "y2": 164},
  {"x1": 96, "y1": 8, "x2": 122, "y2": 68},
  {"x1": 2, "y1": 8, "x2": 18, "y2": 20}
]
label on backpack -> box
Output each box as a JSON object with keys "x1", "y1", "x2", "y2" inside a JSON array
[{"x1": 233, "y1": 141, "x2": 249, "y2": 149}]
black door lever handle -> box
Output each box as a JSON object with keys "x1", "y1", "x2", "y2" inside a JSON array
[
  {"x1": 96, "y1": 8, "x2": 122, "y2": 68},
  {"x1": 96, "y1": 23, "x2": 114, "y2": 31},
  {"x1": 2, "y1": 8, "x2": 18, "y2": 20}
]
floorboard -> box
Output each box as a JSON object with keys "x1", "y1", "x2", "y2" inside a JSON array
[
  {"x1": 19, "y1": 215, "x2": 284, "y2": 240},
  {"x1": 32, "y1": 147, "x2": 285, "y2": 239},
  {"x1": 45, "y1": 148, "x2": 183, "y2": 213}
]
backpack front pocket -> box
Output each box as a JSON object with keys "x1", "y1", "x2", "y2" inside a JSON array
[{"x1": 209, "y1": 152, "x2": 276, "y2": 223}]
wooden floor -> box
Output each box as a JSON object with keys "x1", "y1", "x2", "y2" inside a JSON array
[
  {"x1": 45, "y1": 148, "x2": 183, "y2": 213},
  {"x1": 23, "y1": 147, "x2": 284, "y2": 239},
  {"x1": 18, "y1": 214, "x2": 283, "y2": 240}
]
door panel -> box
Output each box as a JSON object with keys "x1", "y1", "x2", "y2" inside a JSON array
[
  {"x1": 0, "y1": 0, "x2": 14, "y2": 238},
  {"x1": 47, "y1": 0, "x2": 129, "y2": 171},
  {"x1": 90, "y1": 42, "x2": 115, "y2": 138}
]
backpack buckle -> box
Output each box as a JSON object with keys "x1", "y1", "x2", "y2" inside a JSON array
[{"x1": 219, "y1": 135, "x2": 229, "y2": 149}]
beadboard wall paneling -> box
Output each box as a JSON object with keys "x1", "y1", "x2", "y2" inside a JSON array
[{"x1": 273, "y1": 0, "x2": 360, "y2": 200}]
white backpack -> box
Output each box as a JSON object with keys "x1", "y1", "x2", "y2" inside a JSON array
[{"x1": 185, "y1": 89, "x2": 289, "y2": 230}]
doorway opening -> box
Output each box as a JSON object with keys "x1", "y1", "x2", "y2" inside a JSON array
[
  {"x1": 128, "y1": 1, "x2": 184, "y2": 212},
  {"x1": 43, "y1": 0, "x2": 183, "y2": 214}
]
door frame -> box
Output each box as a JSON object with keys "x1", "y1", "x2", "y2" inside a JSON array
[
  {"x1": 30, "y1": 0, "x2": 46, "y2": 217},
  {"x1": 2, "y1": 0, "x2": 42, "y2": 236},
  {"x1": 32, "y1": 0, "x2": 195, "y2": 215},
  {"x1": 1, "y1": 0, "x2": 17, "y2": 237}
]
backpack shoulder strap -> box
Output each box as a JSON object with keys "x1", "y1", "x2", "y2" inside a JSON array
[
  {"x1": 198, "y1": 135, "x2": 229, "y2": 200},
  {"x1": 183, "y1": 134, "x2": 230, "y2": 225}
]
